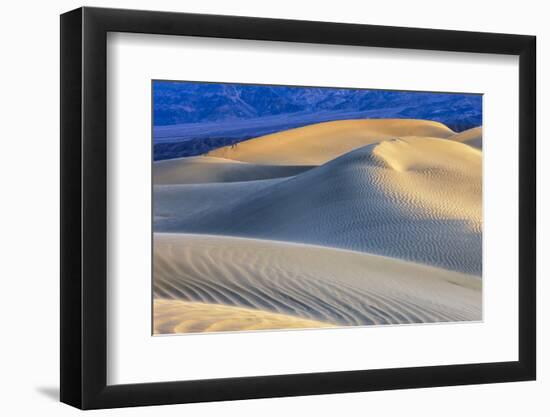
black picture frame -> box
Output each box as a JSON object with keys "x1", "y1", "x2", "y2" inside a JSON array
[{"x1": 60, "y1": 6, "x2": 536, "y2": 410}]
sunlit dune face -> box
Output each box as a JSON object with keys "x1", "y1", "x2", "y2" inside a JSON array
[
  {"x1": 371, "y1": 137, "x2": 481, "y2": 232},
  {"x1": 372, "y1": 137, "x2": 481, "y2": 172},
  {"x1": 153, "y1": 299, "x2": 336, "y2": 334},
  {"x1": 207, "y1": 119, "x2": 456, "y2": 165}
]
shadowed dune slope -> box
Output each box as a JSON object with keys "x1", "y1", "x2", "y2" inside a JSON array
[
  {"x1": 154, "y1": 178, "x2": 285, "y2": 225},
  {"x1": 154, "y1": 234, "x2": 481, "y2": 329},
  {"x1": 155, "y1": 137, "x2": 482, "y2": 275},
  {"x1": 153, "y1": 155, "x2": 313, "y2": 185},
  {"x1": 154, "y1": 299, "x2": 336, "y2": 334},
  {"x1": 450, "y1": 126, "x2": 482, "y2": 149},
  {"x1": 207, "y1": 119, "x2": 455, "y2": 165}
]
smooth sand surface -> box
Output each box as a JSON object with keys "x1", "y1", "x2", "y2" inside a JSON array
[
  {"x1": 207, "y1": 119, "x2": 455, "y2": 165},
  {"x1": 154, "y1": 299, "x2": 336, "y2": 334},
  {"x1": 450, "y1": 126, "x2": 482, "y2": 149},
  {"x1": 153, "y1": 155, "x2": 313, "y2": 185},
  {"x1": 154, "y1": 178, "x2": 285, "y2": 227},
  {"x1": 155, "y1": 137, "x2": 482, "y2": 275},
  {"x1": 154, "y1": 234, "x2": 481, "y2": 329}
]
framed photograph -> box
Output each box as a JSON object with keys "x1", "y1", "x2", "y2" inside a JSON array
[{"x1": 60, "y1": 7, "x2": 536, "y2": 409}]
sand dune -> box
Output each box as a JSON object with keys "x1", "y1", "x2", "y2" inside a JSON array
[
  {"x1": 152, "y1": 119, "x2": 483, "y2": 334},
  {"x1": 153, "y1": 155, "x2": 313, "y2": 185},
  {"x1": 154, "y1": 299, "x2": 336, "y2": 334},
  {"x1": 155, "y1": 137, "x2": 482, "y2": 275},
  {"x1": 450, "y1": 126, "x2": 482, "y2": 149},
  {"x1": 207, "y1": 119, "x2": 455, "y2": 165},
  {"x1": 154, "y1": 234, "x2": 481, "y2": 330}
]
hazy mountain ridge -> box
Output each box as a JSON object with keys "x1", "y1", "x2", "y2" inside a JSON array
[{"x1": 153, "y1": 82, "x2": 482, "y2": 160}]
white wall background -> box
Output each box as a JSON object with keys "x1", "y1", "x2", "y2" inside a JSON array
[{"x1": 0, "y1": 0, "x2": 545, "y2": 415}]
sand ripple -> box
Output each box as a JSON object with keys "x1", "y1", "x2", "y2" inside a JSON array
[
  {"x1": 155, "y1": 137, "x2": 482, "y2": 275},
  {"x1": 154, "y1": 234, "x2": 481, "y2": 331}
]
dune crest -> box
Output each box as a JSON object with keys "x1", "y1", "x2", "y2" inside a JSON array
[
  {"x1": 372, "y1": 137, "x2": 481, "y2": 172},
  {"x1": 207, "y1": 119, "x2": 455, "y2": 165},
  {"x1": 450, "y1": 126, "x2": 482, "y2": 149}
]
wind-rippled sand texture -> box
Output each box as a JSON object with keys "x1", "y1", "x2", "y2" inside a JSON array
[
  {"x1": 155, "y1": 136, "x2": 482, "y2": 275},
  {"x1": 153, "y1": 119, "x2": 483, "y2": 333},
  {"x1": 153, "y1": 234, "x2": 481, "y2": 332}
]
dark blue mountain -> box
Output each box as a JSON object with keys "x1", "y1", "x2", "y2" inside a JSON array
[{"x1": 153, "y1": 81, "x2": 482, "y2": 160}]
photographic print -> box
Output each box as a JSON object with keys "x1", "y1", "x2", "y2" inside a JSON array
[{"x1": 152, "y1": 81, "x2": 482, "y2": 335}]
